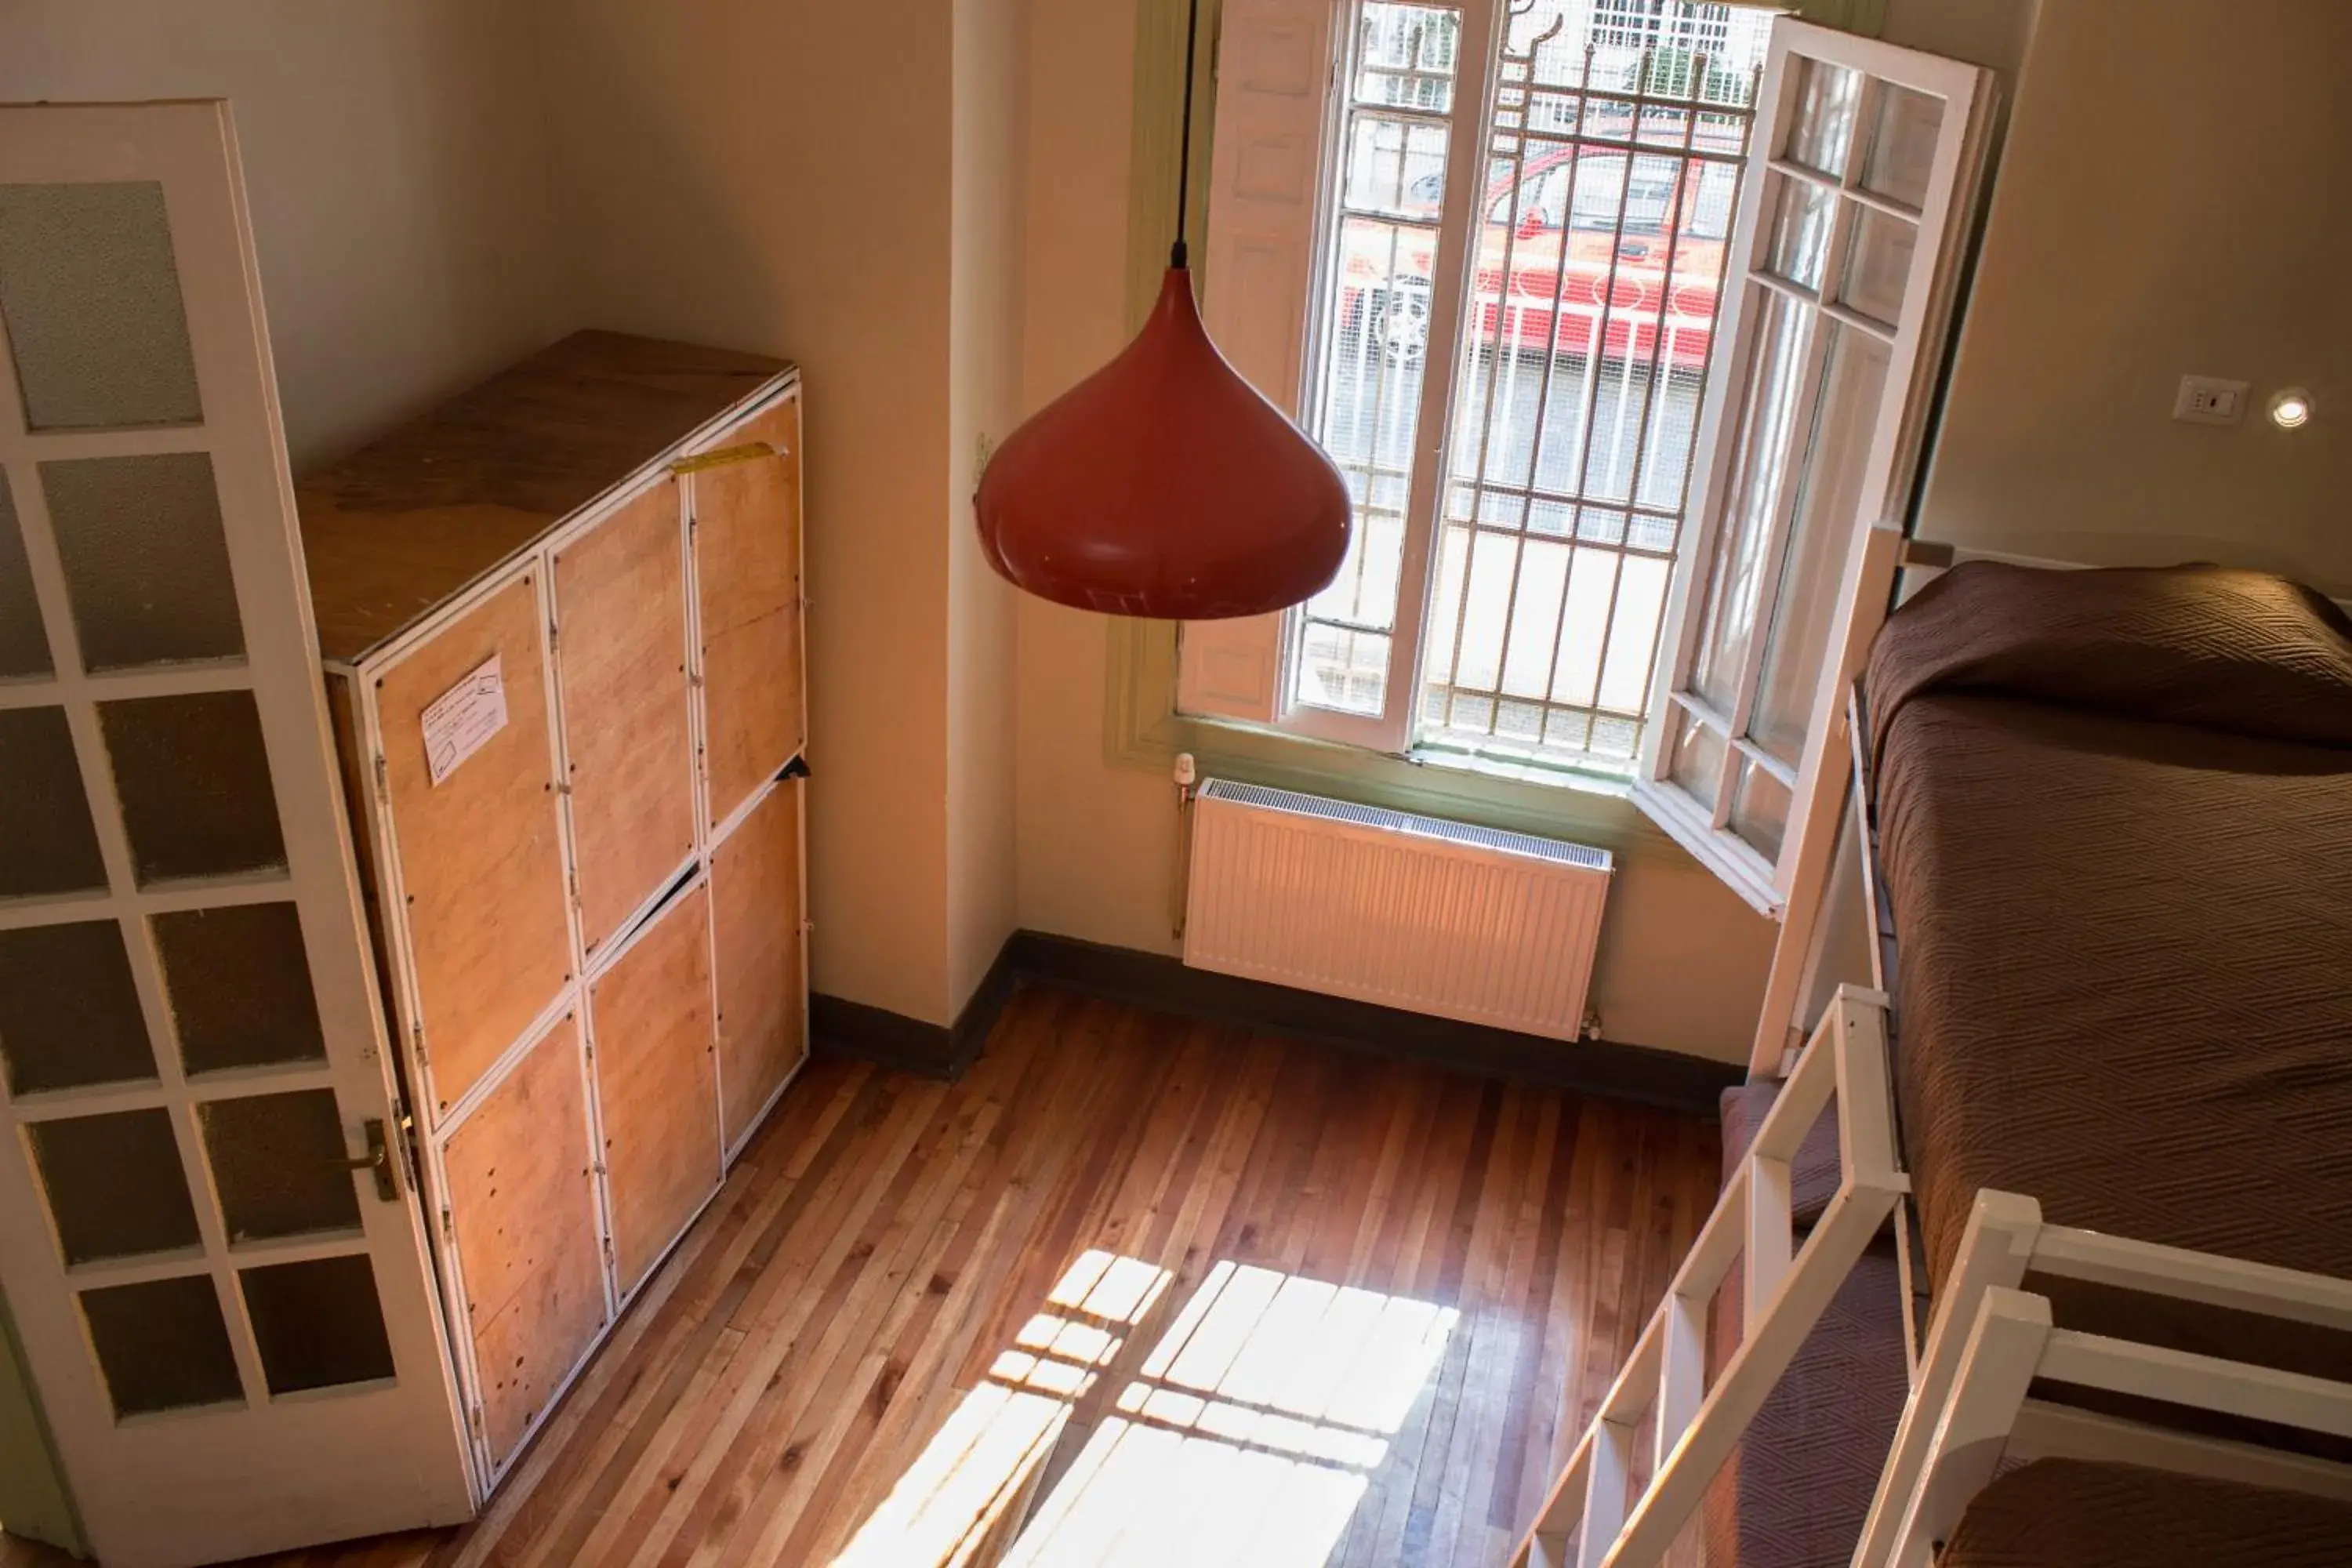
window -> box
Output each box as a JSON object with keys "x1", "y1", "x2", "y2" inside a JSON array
[
  {"x1": 1187, "y1": 7, "x2": 1994, "y2": 916},
  {"x1": 1286, "y1": 0, "x2": 1773, "y2": 769}
]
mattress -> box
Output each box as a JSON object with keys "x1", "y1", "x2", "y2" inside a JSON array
[
  {"x1": 1863, "y1": 564, "x2": 2352, "y2": 1363},
  {"x1": 1940, "y1": 1459, "x2": 2352, "y2": 1568}
]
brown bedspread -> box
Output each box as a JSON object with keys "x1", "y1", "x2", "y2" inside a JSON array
[
  {"x1": 1864, "y1": 563, "x2": 2352, "y2": 1351},
  {"x1": 1942, "y1": 1460, "x2": 2352, "y2": 1568}
]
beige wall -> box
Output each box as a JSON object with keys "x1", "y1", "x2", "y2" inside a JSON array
[
  {"x1": 532, "y1": 0, "x2": 970, "y2": 1024},
  {"x1": 0, "y1": 0, "x2": 569, "y2": 470},
  {"x1": 1010, "y1": 0, "x2": 1779, "y2": 1063},
  {"x1": 947, "y1": 0, "x2": 1029, "y2": 1010},
  {"x1": 1915, "y1": 0, "x2": 2352, "y2": 597}
]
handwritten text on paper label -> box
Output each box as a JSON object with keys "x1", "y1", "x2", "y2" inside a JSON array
[{"x1": 422, "y1": 655, "x2": 508, "y2": 786}]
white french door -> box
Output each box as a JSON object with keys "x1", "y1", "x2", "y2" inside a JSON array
[
  {"x1": 0, "y1": 103, "x2": 472, "y2": 1566},
  {"x1": 1633, "y1": 21, "x2": 1994, "y2": 921}
]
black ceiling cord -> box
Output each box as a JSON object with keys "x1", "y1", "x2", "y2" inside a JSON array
[{"x1": 1170, "y1": 0, "x2": 1203, "y2": 270}]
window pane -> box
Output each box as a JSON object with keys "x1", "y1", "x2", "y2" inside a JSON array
[
  {"x1": 1861, "y1": 83, "x2": 1944, "y2": 209},
  {"x1": 1667, "y1": 710, "x2": 1726, "y2": 804},
  {"x1": 1730, "y1": 757, "x2": 1791, "y2": 861},
  {"x1": 1838, "y1": 209, "x2": 1915, "y2": 328},
  {"x1": 1762, "y1": 174, "x2": 1835, "y2": 292},
  {"x1": 1690, "y1": 286, "x2": 1808, "y2": 712},
  {"x1": 1749, "y1": 326, "x2": 1889, "y2": 764},
  {"x1": 1782, "y1": 56, "x2": 1861, "y2": 176},
  {"x1": 1294, "y1": 3, "x2": 1465, "y2": 720},
  {"x1": 1408, "y1": 0, "x2": 1768, "y2": 769},
  {"x1": 0, "y1": 182, "x2": 204, "y2": 432}
]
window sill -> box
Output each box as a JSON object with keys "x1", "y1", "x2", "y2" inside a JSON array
[{"x1": 1105, "y1": 618, "x2": 1693, "y2": 866}]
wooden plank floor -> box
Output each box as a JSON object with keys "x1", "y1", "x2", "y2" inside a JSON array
[{"x1": 2, "y1": 985, "x2": 1718, "y2": 1568}]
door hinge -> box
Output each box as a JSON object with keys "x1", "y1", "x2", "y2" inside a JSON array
[
  {"x1": 373, "y1": 754, "x2": 390, "y2": 800},
  {"x1": 412, "y1": 1020, "x2": 429, "y2": 1068},
  {"x1": 441, "y1": 1206, "x2": 455, "y2": 1244}
]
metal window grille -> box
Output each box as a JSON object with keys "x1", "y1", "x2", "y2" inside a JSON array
[{"x1": 1294, "y1": 0, "x2": 1768, "y2": 773}]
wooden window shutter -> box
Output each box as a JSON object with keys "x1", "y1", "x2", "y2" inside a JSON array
[{"x1": 1177, "y1": 0, "x2": 1340, "y2": 724}]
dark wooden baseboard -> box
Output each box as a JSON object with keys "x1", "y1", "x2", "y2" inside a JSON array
[
  {"x1": 811, "y1": 935, "x2": 1018, "y2": 1080},
  {"x1": 815, "y1": 928, "x2": 1740, "y2": 1118}
]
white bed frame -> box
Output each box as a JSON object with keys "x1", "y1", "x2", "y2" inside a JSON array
[
  {"x1": 1508, "y1": 982, "x2": 1909, "y2": 1568},
  {"x1": 1855, "y1": 1192, "x2": 2352, "y2": 1568},
  {"x1": 1512, "y1": 670, "x2": 2352, "y2": 1568}
]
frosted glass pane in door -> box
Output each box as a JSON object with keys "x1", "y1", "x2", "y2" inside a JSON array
[
  {"x1": 154, "y1": 902, "x2": 328, "y2": 1074},
  {"x1": 1748, "y1": 327, "x2": 1889, "y2": 764},
  {"x1": 99, "y1": 691, "x2": 288, "y2": 885},
  {"x1": 198, "y1": 1090, "x2": 364, "y2": 1243},
  {"x1": 27, "y1": 1109, "x2": 202, "y2": 1265},
  {"x1": 0, "y1": 473, "x2": 52, "y2": 678},
  {"x1": 43, "y1": 452, "x2": 245, "y2": 670},
  {"x1": 79, "y1": 1276, "x2": 244, "y2": 1418},
  {"x1": 0, "y1": 706, "x2": 107, "y2": 898},
  {"x1": 241, "y1": 1258, "x2": 397, "y2": 1396},
  {"x1": 0, "y1": 920, "x2": 158, "y2": 1095},
  {"x1": 0, "y1": 182, "x2": 203, "y2": 430}
]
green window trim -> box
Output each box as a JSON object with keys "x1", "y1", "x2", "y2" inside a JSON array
[{"x1": 1107, "y1": 0, "x2": 1882, "y2": 867}]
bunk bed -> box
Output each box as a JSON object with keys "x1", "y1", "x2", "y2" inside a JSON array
[
  {"x1": 1513, "y1": 561, "x2": 2352, "y2": 1568},
  {"x1": 1846, "y1": 561, "x2": 2352, "y2": 1564}
]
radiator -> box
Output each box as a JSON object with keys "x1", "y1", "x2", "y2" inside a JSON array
[{"x1": 1184, "y1": 779, "x2": 1613, "y2": 1040}]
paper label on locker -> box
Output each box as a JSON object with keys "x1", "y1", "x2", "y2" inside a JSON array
[{"x1": 422, "y1": 655, "x2": 508, "y2": 786}]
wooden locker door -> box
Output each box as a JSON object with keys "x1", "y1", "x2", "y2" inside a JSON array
[
  {"x1": 372, "y1": 572, "x2": 573, "y2": 1121},
  {"x1": 689, "y1": 389, "x2": 805, "y2": 835},
  {"x1": 710, "y1": 777, "x2": 808, "y2": 1155},
  {"x1": 551, "y1": 478, "x2": 696, "y2": 958},
  {"x1": 0, "y1": 101, "x2": 473, "y2": 1566},
  {"x1": 435, "y1": 1008, "x2": 606, "y2": 1476},
  {"x1": 586, "y1": 881, "x2": 721, "y2": 1298}
]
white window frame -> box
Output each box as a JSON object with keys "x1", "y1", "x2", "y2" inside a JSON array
[
  {"x1": 1632, "y1": 23, "x2": 1996, "y2": 916},
  {"x1": 1184, "y1": 5, "x2": 1996, "y2": 933}
]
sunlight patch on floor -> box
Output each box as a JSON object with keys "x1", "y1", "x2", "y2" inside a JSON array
[{"x1": 832, "y1": 1250, "x2": 1457, "y2": 1568}]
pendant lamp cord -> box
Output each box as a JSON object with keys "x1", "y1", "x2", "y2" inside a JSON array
[{"x1": 1170, "y1": 0, "x2": 1203, "y2": 270}]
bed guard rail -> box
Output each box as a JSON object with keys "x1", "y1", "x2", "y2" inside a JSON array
[
  {"x1": 1856, "y1": 1189, "x2": 2352, "y2": 1568},
  {"x1": 1510, "y1": 984, "x2": 1907, "y2": 1568}
]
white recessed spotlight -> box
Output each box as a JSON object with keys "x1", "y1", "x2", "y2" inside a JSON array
[{"x1": 2270, "y1": 387, "x2": 2314, "y2": 430}]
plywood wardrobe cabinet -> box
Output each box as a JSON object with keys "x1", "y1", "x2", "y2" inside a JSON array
[{"x1": 297, "y1": 330, "x2": 811, "y2": 1484}]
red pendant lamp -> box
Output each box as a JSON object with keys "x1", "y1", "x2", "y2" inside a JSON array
[{"x1": 975, "y1": 0, "x2": 1351, "y2": 619}]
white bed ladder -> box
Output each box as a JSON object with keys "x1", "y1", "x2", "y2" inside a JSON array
[{"x1": 1510, "y1": 985, "x2": 1909, "y2": 1568}]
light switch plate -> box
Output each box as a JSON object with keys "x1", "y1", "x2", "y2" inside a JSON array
[{"x1": 2174, "y1": 375, "x2": 2249, "y2": 426}]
